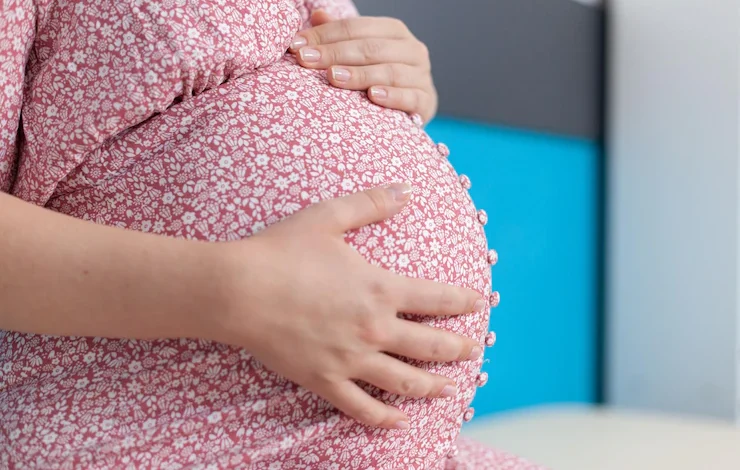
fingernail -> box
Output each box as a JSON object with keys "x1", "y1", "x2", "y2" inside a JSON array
[
  {"x1": 300, "y1": 48, "x2": 321, "y2": 62},
  {"x1": 394, "y1": 420, "x2": 410, "y2": 430},
  {"x1": 291, "y1": 36, "x2": 307, "y2": 50},
  {"x1": 386, "y1": 183, "x2": 413, "y2": 203},
  {"x1": 468, "y1": 346, "x2": 483, "y2": 361},
  {"x1": 331, "y1": 67, "x2": 351, "y2": 82},
  {"x1": 440, "y1": 384, "x2": 458, "y2": 398},
  {"x1": 370, "y1": 87, "x2": 388, "y2": 100},
  {"x1": 473, "y1": 298, "x2": 487, "y2": 313}
]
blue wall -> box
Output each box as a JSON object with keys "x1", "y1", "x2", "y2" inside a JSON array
[{"x1": 426, "y1": 117, "x2": 601, "y2": 417}]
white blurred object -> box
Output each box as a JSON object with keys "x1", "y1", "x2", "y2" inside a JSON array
[
  {"x1": 463, "y1": 406, "x2": 740, "y2": 470},
  {"x1": 607, "y1": 0, "x2": 740, "y2": 419}
]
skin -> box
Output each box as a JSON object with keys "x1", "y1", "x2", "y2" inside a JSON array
[
  {"x1": 0, "y1": 184, "x2": 483, "y2": 429},
  {"x1": 290, "y1": 11, "x2": 439, "y2": 124}
]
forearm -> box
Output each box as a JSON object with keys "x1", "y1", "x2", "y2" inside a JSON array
[{"x1": 0, "y1": 192, "x2": 224, "y2": 339}]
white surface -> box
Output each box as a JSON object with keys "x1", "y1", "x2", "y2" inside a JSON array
[
  {"x1": 606, "y1": 0, "x2": 740, "y2": 418},
  {"x1": 463, "y1": 407, "x2": 740, "y2": 470}
]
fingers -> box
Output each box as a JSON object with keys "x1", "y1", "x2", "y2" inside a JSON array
[
  {"x1": 327, "y1": 63, "x2": 428, "y2": 90},
  {"x1": 359, "y1": 354, "x2": 458, "y2": 399},
  {"x1": 327, "y1": 65, "x2": 437, "y2": 121},
  {"x1": 320, "y1": 379, "x2": 409, "y2": 429},
  {"x1": 368, "y1": 86, "x2": 436, "y2": 122},
  {"x1": 290, "y1": 13, "x2": 435, "y2": 120},
  {"x1": 292, "y1": 17, "x2": 410, "y2": 51},
  {"x1": 307, "y1": 183, "x2": 413, "y2": 233},
  {"x1": 389, "y1": 321, "x2": 483, "y2": 363},
  {"x1": 393, "y1": 275, "x2": 485, "y2": 317},
  {"x1": 295, "y1": 38, "x2": 427, "y2": 69}
]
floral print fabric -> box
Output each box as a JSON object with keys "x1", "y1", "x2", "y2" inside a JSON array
[{"x1": 0, "y1": 0, "x2": 543, "y2": 468}]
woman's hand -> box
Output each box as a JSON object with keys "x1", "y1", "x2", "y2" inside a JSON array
[
  {"x1": 208, "y1": 184, "x2": 483, "y2": 430},
  {"x1": 290, "y1": 12, "x2": 438, "y2": 124},
  {"x1": 0, "y1": 183, "x2": 479, "y2": 430}
]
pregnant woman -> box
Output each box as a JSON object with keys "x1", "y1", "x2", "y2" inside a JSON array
[{"x1": 0, "y1": 0, "x2": 539, "y2": 468}]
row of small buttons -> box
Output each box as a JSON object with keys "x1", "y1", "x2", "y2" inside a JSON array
[{"x1": 435, "y1": 138, "x2": 501, "y2": 459}]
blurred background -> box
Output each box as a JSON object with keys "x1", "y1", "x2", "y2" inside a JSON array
[{"x1": 353, "y1": 0, "x2": 740, "y2": 468}]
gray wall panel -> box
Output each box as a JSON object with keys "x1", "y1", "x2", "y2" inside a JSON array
[{"x1": 352, "y1": 0, "x2": 604, "y2": 138}]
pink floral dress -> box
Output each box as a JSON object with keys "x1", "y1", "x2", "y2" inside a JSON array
[{"x1": 0, "y1": 0, "x2": 544, "y2": 468}]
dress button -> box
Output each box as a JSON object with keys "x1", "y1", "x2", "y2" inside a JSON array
[
  {"x1": 459, "y1": 174, "x2": 472, "y2": 190},
  {"x1": 477, "y1": 209, "x2": 488, "y2": 226},
  {"x1": 484, "y1": 332, "x2": 496, "y2": 347},
  {"x1": 463, "y1": 407, "x2": 475, "y2": 422},
  {"x1": 447, "y1": 445, "x2": 459, "y2": 459},
  {"x1": 437, "y1": 142, "x2": 450, "y2": 158},
  {"x1": 489, "y1": 291, "x2": 500, "y2": 308},
  {"x1": 487, "y1": 249, "x2": 498, "y2": 266},
  {"x1": 476, "y1": 372, "x2": 489, "y2": 387},
  {"x1": 411, "y1": 113, "x2": 424, "y2": 128}
]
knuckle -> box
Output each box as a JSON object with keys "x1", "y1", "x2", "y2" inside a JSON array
[
  {"x1": 335, "y1": 340, "x2": 360, "y2": 366},
  {"x1": 369, "y1": 277, "x2": 396, "y2": 305},
  {"x1": 388, "y1": 64, "x2": 402, "y2": 87},
  {"x1": 390, "y1": 17, "x2": 409, "y2": 34},
  {"x1": 429, "y1": 336, "x2": 446, "y2": 361},
  {"x1": 357, "y1": 314, "x2": 387, "y2": 346},
  {"x1": 305, "y1": 370, "x2": 335, "y2": 392},
  {"x1": 306, "y1": 30, "x2": 321, "y2": 46},
  {"x1": 418, "y1": 41, "x2": 430, "y2": 61},
  {"x1": 415, "y1": 42, "x2": 431, "y2": 72},
  {"x1": 466, "y1": 290, "x2": 480, "y2": 311},
  {"x1": 465, "y1": 340, "x2": 478, "y2": 359},
  {"x1": 402, "y1": 89, "x2": 419, "y2": 111},
  {"x1": 411, "y1": 94, "x2": 420, "y2": 111},
  {"x1": 362, "y1": 39, "x2": 384, "y2": 61},
  {"x1": 326, "y1": 46, "x2": 340, "y2": 65},
  {"x1": 414, "y1": 90, "x2": 425, "y2": 110},
  {"x1": 436, "y1": 287, "x2": 457, "y2": 313},
  {"x1": 398, "y1": 378, "x2": 416, "y2": 396},
  {"x1": 354, "y1": 66, "x2": 367, "y2": 85},
  {"x1": 340, "y1": 19, "x2": 355, "y2": 40},
  {"x1": 426, "y1": 78, "x2": 438, "y2": 95},
  {"x1": 364, "y1": 190, "x2": 389, "y2": 217},
  {"x1": 426, "y1": 377, "x2": 443, "y2": 397},
  {"x1": 356, "y1": 406, "x2": 383, "y2": 426},
  {"x1": 457, "y1": 342, "x2": 471, "y2": 361}
]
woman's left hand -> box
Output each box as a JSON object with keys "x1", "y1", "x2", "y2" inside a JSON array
[{"x1": 290, "y1": 11, "x2": 438, "y2": 124}]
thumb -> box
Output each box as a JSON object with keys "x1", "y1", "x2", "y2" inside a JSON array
[
  {"x1": 308, "y1": 183, "x2": 413, "y2": 233},
  {"x1": 310, "y1": 9, "x2": 335, "y2": 27}
]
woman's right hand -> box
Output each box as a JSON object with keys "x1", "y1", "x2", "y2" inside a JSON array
[{"x1": 207, "y1": 184, "x2": 485, "y2": 430}]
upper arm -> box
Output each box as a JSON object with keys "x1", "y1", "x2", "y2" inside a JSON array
[{"x1": 0, "y1": 0, "x2": 35, "y2": 193}]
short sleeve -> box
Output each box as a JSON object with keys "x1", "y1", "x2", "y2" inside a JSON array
[{"x1": 0, "y1": 0, "x2": 35, "y2": 193}]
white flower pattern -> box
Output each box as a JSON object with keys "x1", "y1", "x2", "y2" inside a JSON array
[{"x1": 0, "y1": 0, "x2": 544, "y2": 468}]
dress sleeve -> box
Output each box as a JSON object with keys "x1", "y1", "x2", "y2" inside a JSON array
[{"x1": 0, "y1": 0, "x2": 35, "y2": 193}]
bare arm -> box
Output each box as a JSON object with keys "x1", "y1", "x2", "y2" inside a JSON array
[
  {"x1": 0, "y1": 192, "x2": 221, "y2": 339},
  {"x1": 0, "y1": 3, "x2": 218, "y2": 338},
  {"x1": 0, "y1": 185, "x2": 485, "y2": 429}
]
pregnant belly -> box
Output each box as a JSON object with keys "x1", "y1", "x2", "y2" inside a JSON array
[{"x1": 2, "y1": 59, "x2": 492, "y2": 469}]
